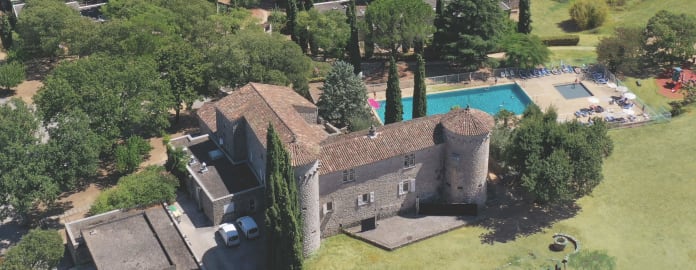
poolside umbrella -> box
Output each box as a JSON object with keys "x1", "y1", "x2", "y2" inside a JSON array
[
  {"x1": 617, "y1": 86, "x2": 629, "y2": 93},
  {"x1": 623, "y1": 92, "x2": 637, "y2": 100},
  {"x1": 623, "y1": 109, "x2": 635, "y2": 115},
  {"x1": 587, "y1": 97, "x2": 600, "y2": 104},
  {"x1": 368, "y1": 98, "x2": 380, "y2": 109},
  {"x1": 607, "y1": 82, "x2": 617, "y2": 89}
]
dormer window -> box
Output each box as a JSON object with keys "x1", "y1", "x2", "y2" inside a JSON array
[
  {"x1": 404, "y1": 153, "x2": 415, "y2": 168},
  {"x1": 342, "y1": 169, "x2": 355, "y2": 183}
]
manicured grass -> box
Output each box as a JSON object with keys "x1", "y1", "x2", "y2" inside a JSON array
[
  {"x1": 305, "y1": 113, "x2": 696, "y2": 269},
  {"x1": 531, "y1": 0, "x2": 695, "y2": 46},
  {"x1": 548, "y1": 47, "x2": 597, "y2": 66},
  {"x1": 621, "y1": 77, "x2": 671, "y2": 110}
]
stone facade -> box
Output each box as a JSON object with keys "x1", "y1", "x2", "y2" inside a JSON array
[{"x1": 194, "y1": 83, "x2": 495, "y2": 256}]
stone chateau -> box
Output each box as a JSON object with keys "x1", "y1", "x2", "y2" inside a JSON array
[{"x1": 176, "y1": 82, "x2": 494, "y2": 256}]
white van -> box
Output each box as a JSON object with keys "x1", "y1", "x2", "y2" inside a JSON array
[
  {"x1": 235, "y1": 216, "x2": 259, "y2": 240},
  {"x1": 217, "y1": 223, "x2": 241, "y2": 247}
]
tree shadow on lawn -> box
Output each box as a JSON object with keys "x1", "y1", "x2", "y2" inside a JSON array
[
  {"x1": 557, "y1": 19, "x2": 582, "y2": 33},
  {"x1": 477, "y1": 183, "x2": 581, "y2": 244}
]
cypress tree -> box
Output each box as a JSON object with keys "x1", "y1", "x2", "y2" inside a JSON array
[
  {"x1": 384, "y1": 57, "x2": 403, "y2": 124},
  {"x1": 364, "y1": 10, "x2": 374, "y2": 60},
  {"x1": 302, "y1": 0, "x2": 313, "y2": 11},
  {"x1": 265, "y1": 124, "x2": 303, "y2": 269},
  {"x1": 346, "y1": 0, "x2": 361, "y2": 74},
  {"x1": 518, "y1": 0, "x2": 532, "y2": 34},
  {"x1": 288, "y1": 0, "x2": 300, "y2": 44},
  {"x1": 412, "y1": 54, "x2": 427, "y2": 118},
  {"x1": 431, "y1": 0, "x2": 445, "y2": 54}
]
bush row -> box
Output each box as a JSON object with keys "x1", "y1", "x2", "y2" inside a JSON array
[{"x1": 540, "y1": 35, "x2": 581, "y2": 46}]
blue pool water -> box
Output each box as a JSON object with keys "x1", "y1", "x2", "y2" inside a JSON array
[{"x1": 375, "y1": 83, "x2": 533, "y2": 122}]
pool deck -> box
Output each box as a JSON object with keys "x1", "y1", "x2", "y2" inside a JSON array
[{"x1": 375, "y1": 72, "x2": 646, "y2": 123}]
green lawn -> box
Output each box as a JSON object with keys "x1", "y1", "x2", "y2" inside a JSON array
[
  {"x1": 305, "y1": 113, "x2": 696, "y2": 269},
  {"x1": 547, "y1": 47, "x2": 597, "y2": 66},
  {"x1": 531, "y1": 0, "x2": 695, "y2": 46}
]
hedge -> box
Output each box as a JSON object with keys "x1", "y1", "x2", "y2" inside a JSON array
[{"x1": 540, "y1": 35, "x2": 581, "y2": 46}]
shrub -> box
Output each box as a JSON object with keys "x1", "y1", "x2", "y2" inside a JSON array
[
  {"x1": 89, "y1": 166, "x2": 179, "y2": 215},
  {"x1": 348, "y1": 115, "x2": 374, "y2": 132},
  {"x1": 539, "y1": 35, "x2": 581, "y2": 46},
  {"x1": 569, "y1": 0, "x2": 609, "y2": 30},
  {"x1": 605, "y1": 0, "x2": 626, "y2": 7},
  {"x1": 115, "y1": 135, "x2": 153, "y2": 173},
  {"x1": 0, "y1": 229, "x2": 64, "y2": 270}
]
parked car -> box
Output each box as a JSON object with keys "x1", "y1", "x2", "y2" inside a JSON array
[
  {"x1": 236, "y1": 216, "x2": 259, "y2": 240},
  {"x1": 218, "y1": 223, "x2": 241, "y2": 247}
]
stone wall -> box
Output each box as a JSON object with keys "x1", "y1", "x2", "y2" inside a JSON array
[
  {"x1": 318, "y1": 145, "x2": 444, "y2": 237},
  {"x1": 245, "y1": 126, "x2": 267, "y2": 186},
  {"x1": 217, "y1": 114, "x2": 247, "y2": 163},
  {"x1": 295, "y1": 161, "x2": 321, "y2": 256},
  {"x1": 212, "y1": 187, "x2": 265, "y2": 225},
  {"x1": 443, "y1": 130, "x2": 490, "y2": 206},
  {"x1": 292, "y1": 105, "x2": 319, "y2": 125}
]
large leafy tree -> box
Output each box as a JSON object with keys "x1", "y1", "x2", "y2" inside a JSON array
[
  {"x1": 34, "y1": 54, "x2": 172, "y2": 147},
  {"x1": 643, "y1": 10, "x2": 696, "y2": 68},
  {"x1": 505, "y1": 105, "x2": 613, "y2": 203},
  {"x1": 441, "y1": 0, "x2": 506, "y2": 69},
  {"x1": 0, "y1": 99, "x2": 57, "y2": 220},
  {"x1": 346, "y1": 0, "x2": 361, "y2": 74},
  {"x1": 0, "y1": 61, "x2": 25, "y2": 91},
  {"x1": 412, "y1": 54, "x2": 427, "y2": 118},
  {"x1": 517, "y1": 0, "x2": 532, "y2": 34},
  {"x1": 503, "y1": 33, "x2": 550, "y2": 69},
  {"x1": 14, "y1": 0, "x2": 92, "y2": 58},
  {"x1": 297, "y1": 9, "x2": 350, "y2": 59},
  {"x1": 287, "y1": 0, "x2": 300, "y2": 44},
  {"x1": 317, "y1": 61, "x2": 370, "y2": 128},
  {"x1": 597, "y1": 27, "x2": 644, "y2": 75},
  {"x1": 431, "y1": 0, "x2": 446, "y2": 54},
  {"x1": 156, "y1": 39, "x2": 208, "y2": 122},
  {"x1": 0, "y1": 13, "x2": 12, "y2": 48},
  {"x1": 43, "y1": 110, "x2": 100, "y2": 190},
  {"x1": 206, "y1": 29, "x2": 312, "y2": 99},
  {"x1": 0, "y1": 229, "x2": 63, "y2": 270},
  {"x1": 384, "y1": 57, "x2": 403, "y2": 124},
  {"x1": 265, "y1": 124, "x2": 303, "y2": 270},
  {"x1": 365, "y1": 0, "x2": 434, "y2": 56}
]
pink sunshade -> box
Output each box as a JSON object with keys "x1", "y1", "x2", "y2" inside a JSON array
[{"x1": 368, "y1": 98, "x2": 380, "y2": 109}]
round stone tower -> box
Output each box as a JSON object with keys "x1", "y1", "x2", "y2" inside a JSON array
[
  {"x1": 295, "y1": 160, "x2": 321, "y2": 256},
  {"x1": 441, "y1": 106, "x2": 495, "y2": 206}
]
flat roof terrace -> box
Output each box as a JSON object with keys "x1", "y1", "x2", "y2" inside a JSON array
[
  {"x1": 78, "y1": 207, "x2": 199, "y2": 270},
  {"x1": 172, "y1": 135, "x2": 259, "y2": 199}
]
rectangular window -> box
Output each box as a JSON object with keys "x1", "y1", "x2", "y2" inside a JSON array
[
  {"x1": 404, "y1": 153, "x2": 415, "y2": 168},
  {"x1": 323, "y1": 202, "x2": 333, "y2": 215},
  {"x1": 398, "y1": 180, "x2": 415, "y2": 196},
  {"x1": 357, "y1": 192, "x2": 375, "y2": 206},
  {"x1": 342, "y1": 169, "x2": 355, "y2": 183}
]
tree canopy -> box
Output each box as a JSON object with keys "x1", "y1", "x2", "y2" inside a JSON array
[
  {"x1": 297, "y1": 9, "x2": 350, "y2": 58},
  {"x1": 597, "y1": 27, "x2": 644, "y2": 75},
  {"x1": 412, "y1": 54, "x2": 427, "y2": 118},
  {"x1": 0, "y1": 229, "x2": 64, "y2": 270},
  {"x1": 365, "y1": 0, "x2": 434, "y2": 55},
  {"x1": 156, "y1": 39, "x2": 209, "y2": 122},
  {"x1": 14, "y1": 0, "x2": 91, "y2": 58},
  {"x1": 89, "y1": 166, "x2": 179, "y2": 215},
  {"x1": 384, "y1": 57, "x2": 403, "y2": 124},
  {"x1": 643, "y1": 10, "x2": 696, "y2": 68},
  {"x1": 34, "y1": 54, "x2": 172, "y2": 146},
  {"x1": 346, "y1": 0, "x2": 361, "y2": 74},
  {"x1": 503, "y1": 33, "x2": 550, "y2": 69},
  {"x1": 504, "y1": 105, "x2": 613, "y2": 203},
  {"x1": 317, "y1": 61, "x2": 370, "y2": 128},
  {"x1": 440, "y1": 0, "x2": 506, "y2": 69},
  {"x1": 517, "y1": 0, "x2": 532, "y2": 34},
  {"x1": 264, "y1": 124, "x2": 303, "y2": 270},
  {"x1": 0, "y1": 61, "x2": 25, "y2": 91}
]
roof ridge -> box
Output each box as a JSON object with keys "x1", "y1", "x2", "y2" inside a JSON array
[{"x1": 249, "y1": 83, "x2": 298, "y2": 142}]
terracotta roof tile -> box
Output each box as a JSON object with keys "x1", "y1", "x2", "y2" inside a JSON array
[
  {"x1": 212, "y1": 83, "x2": 327, "y2": 166},
  {"x1": 196, "y1": 102, "x2": 217, "y2": 133},
  {"x1": 320, "y1": 115, "x2": 446, "y2": 174},
  {"x1": 440, "y1": 107, "x2": 494, "y2": 136}
]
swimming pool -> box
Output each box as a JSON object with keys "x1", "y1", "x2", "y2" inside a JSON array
[
  {"x1": 554, "y1": 83, "x2": 594, "y2": 99},
  {"x1": 375, "y1": 83, "x2": 533, "y2": 122}
]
